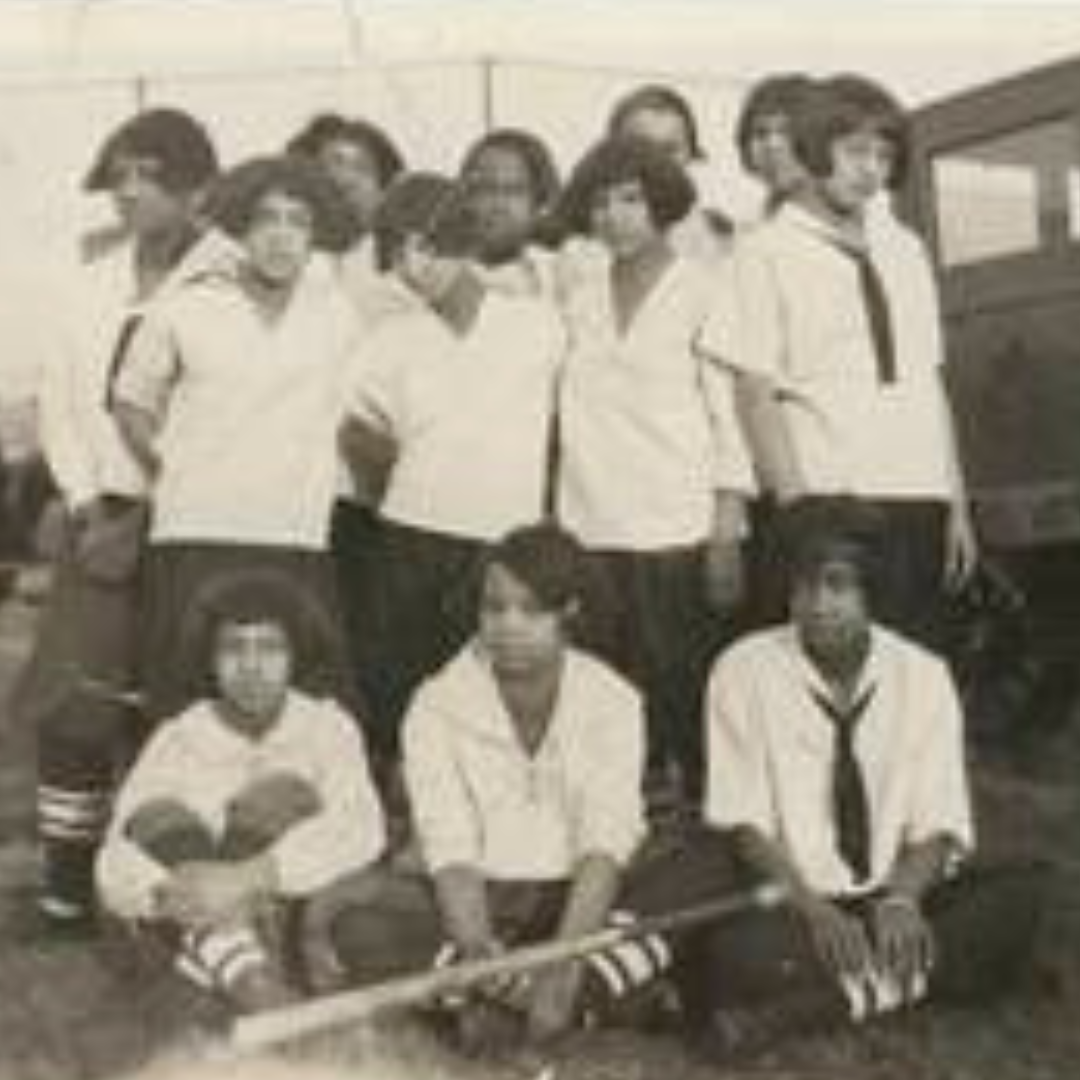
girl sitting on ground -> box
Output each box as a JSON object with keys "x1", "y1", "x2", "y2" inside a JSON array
[{"x1": 96, "y1": 569, "x2": 386, "y2": 1014}]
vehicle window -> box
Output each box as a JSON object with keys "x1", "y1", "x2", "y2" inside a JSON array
[{"x1": 931, "y1": 117, "x2": 1080, "y2": 267}]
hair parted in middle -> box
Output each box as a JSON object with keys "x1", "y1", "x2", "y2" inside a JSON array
[
  {"x1": 606, "y1": 82, "x2": 705, "y2": 161},
  {"x1": 204, "y1": 154, "x2": 356, "y2": 252},
  {"x1": 557, "y1": 135, "x2": 697, "y2": 237},
  {"x1": 483, "y1": 521, "x2": 589, "y2": 616},
  {"x1": 459, "y1": 127, "x2": 562, "y2": 210},
  {"x1": 787, "y1": 73, "x2": 911, "y2": 189},
  {"x1": 286, "y1": 112, "x2": 405, "y2": 189},
  {"x1": 175, "y1": 567, "x2": 347, "y2": 705},
  {"x1": 734, "y1": 72, "x2": 815, "y2": 172}
]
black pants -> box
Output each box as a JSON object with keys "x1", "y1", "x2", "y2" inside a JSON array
[
  {"x1": 576, "y1": 546, "x2": 734, "y2": 801},
  {"x1": 678, "y1": 854, "x2": 1048, "y2": 1030},
  {"x1": 352, "y1": 520, "x2": 487, "y2": 760}
]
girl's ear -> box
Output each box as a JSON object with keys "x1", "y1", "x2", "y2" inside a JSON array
[{"x1": 561, "y1": 596, "x2": 583, "y2": 632}]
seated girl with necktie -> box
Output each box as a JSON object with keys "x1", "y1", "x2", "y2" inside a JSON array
[{"x1": 688, "y1": 497, "x2": 1047, "y2": 1058}]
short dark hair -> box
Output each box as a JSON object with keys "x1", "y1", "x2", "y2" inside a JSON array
[
  {"x1": 606, "y1": 83, "x2": 704, "y2": 161},
  {"x1": 734, "y1": 73, "x2": 814, "y2": 172},
  {"x1": 790, "y1": 74, "x2": 910, "y2": 189},
  {"x1": 779, "y1": 496, "x2": 887, "y2": 605},
  {"x1": 176, "y1": 568, "x2": 345, "y2": 704},
  {"x1": 83, "y1": 107, "x2": 219, "y2": 194},
  {"x1": 286, "y1": 112, "x2": 405, "y2": 189},
  {"x1": 372, "y1": 171, "x2": 475, "y2": 270},
  {"x1": 557, "y1": 135, "x2": 697, "y2": 237},
  {"x1": 483, "y1": 522, "x2": 587, "y2": 615},
  {"x1": 204, "y1": 155, "x2": 355, "y2": 253},
  {"x1": 459, "y1": 127, "x2": 561, "y2": 210}
]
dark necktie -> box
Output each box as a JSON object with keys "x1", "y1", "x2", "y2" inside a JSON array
[
  {"x1": 827, "y1": 238, "x2": 898, "y2": 386},
  {"x1": 810, "y1": 684, "x2": 877, "y2": 883}
]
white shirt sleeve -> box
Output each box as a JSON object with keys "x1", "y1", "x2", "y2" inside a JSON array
[
  {"x1": 402, "y1": 687, "x2": 483, "y2": 874},
  {"x1": 345, "y1": 327, "x2": 409, "y2": 438},
  {"x1": 269, "y1": 704, "x2": 388, "y2": 896},
  {"x1": 111, "y1": 308, "x2": 181, "y2": 423},
  {"x1": 904, "y1": 659, "x2": 975, "y2": 854},
  {"x1": 715, "y1": 235, "x2": 787, "y2": 383},
  {"x1": 37, "y1": 317, "x2": 101, "y2": 507},
  {"x1": 95, "y1": 723, "x2": 191, "y2": 921},
  {"x1": 703, "y1": 649, "x2": 777, "y2": 835},
  {"x1": 571, "y1": 677, "x2": 647, "y2": 866}
]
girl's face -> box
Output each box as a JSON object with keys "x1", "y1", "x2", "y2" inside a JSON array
[
  {"x1": 213, "y1": 619, "x2": 293, "y2": 735},
  {"x1": 243, "y1": 188, "x2": 317, "y2": 287},
  {"x1": 790, "y1": 557, "x2": 871, "y2": 667},
  {"x1": 618, "y1": 106, "x2": 694, "y2": 167},
  {"x1": 478, "y1": 562, "x2": 571, "y2": 677},
  {"x1": 819, "y1": 127, "x2": 895, "y2": 218},
  {"x1": 319, "y1": 137, "x2": 384, "y2": 231},
  {"x1": 465, "y1": 145, "x2": 538, "y2": 263},
  {"x1": 745, "y1": 111, "x2": 806, "y2": 196},
  {"x1": 397, "y1": 234, "x2": 465, "y2": 304},
  {"x1": 589, "y1": 178, "x2": 659, "y2": 258},
  {"x1": 107, "y1": 152, "x2": 192, "y2": 239}
]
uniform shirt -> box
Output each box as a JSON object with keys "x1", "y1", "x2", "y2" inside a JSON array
[
  {"x1": 97, "y1": 690, "x2": 386, "y2": 921},
  {"x1": 403, "y1": 645, "x2": 646, "y2": 880},
  {"x1": 347, "y1": 289, "x2": 565, "y2": 542},
  {"x1": 555, "y1": 250, "x2": 754, "y2": 550},
  {"x1": 722, "y1": 203, "x2": 955, "y2": 499},
  {"x1": 39, "y1": 231, "x2": 242, "y2": 508},
  {"x1": 38, "y1": 244, "x2": 150, "y2": 506},
  {"x1": 115, "y1": 264, "x2": 359, "y2": 548},
  {"x1": 704, "y1": 625, "x2": 974, "y2": 896}
]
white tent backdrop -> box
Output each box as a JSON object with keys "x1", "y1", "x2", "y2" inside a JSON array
[{"x1": 0, "y1": 0, "x2": 1077, "y2": 270}]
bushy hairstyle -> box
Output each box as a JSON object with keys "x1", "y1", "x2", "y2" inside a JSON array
[
  {"x1": 286, "y1": 112, "x2": 405, "y2": 189},
  {"x1": 779, "y1": 496, "x2": 888, "y2": 606},
  {"x1": 204, "y1": 154, "x2": 355, "y2": 253},
  {"x1": 459, "y1": 127, "x2": 562, "y2": 210},
  {"x1": 557, "y1": 135, "x2": 697, "y2": 237},
  {"x1": 176, "y1": 568, "x2": 345, "y2": 704},
  {"x1": 606, "y1": 83, "x2": 705, "y2": 161},
  {"x1": 372, "y1": 171, "x2": 476, "y2": 270},
  {"x1": 83, "y1": 107, "x2": 219, "y2": 194},
  {"x1": 789, "y1": 74, "x2": 911, "y2": 189},
  {"x1": 734, "y1": 72, "x2": 814, "y2": 173},
  {"x1": 483, "y1": 522, "x2": 588, "y2": 615}
]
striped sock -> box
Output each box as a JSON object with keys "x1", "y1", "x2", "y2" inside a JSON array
[
  {"x1": 37, "y1": 784, "x2": 113, "y2": 914},
  {"x1": 175, "y1": 925, "x2": 270, "y2": 995},
  {"x1": 583, "y1": 911, "x2": 673, "y2": 1009}
]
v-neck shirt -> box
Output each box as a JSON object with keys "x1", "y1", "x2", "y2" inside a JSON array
[
  {"x1": 402, "y1": 644, "x2": 646, "y2": 879},
  {"x1": 115, "y1": 263, "x2": 359, "y2": 547},
  {"x1": 557, "y1": 251, "x2": 753, "y2": 550},
  {"x1": 704, "y1": 624, "x2": 973, "y2": 896}
]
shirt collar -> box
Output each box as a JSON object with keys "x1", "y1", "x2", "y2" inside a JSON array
[{"x1": 779, "y1": 623, "x2": 885, "y2": 704}]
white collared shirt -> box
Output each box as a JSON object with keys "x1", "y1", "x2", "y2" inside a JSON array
[
  {"x1": 96, "y1": 690, "x2": 386, "y2": 921},
  {"x1": 722, "y1": 203, "x2": 955, "y2": 499},
  {"x1": 347, "y1": 289, "x2": 565, "y2": 542},
  {"x1": 704, "y1": 625, "x2": 974, "y2": 896},
  {"x1": 555, "y1": 251, "x2": 754, "y2": 550},
  {"x1": 115, "y1": 264, "x2": 359, "y2": 548},
  {"x1": 403, "y1": 645, "x2": 646, "y2": 880}
]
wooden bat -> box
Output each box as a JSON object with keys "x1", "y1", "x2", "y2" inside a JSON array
[{"x1": 231, "y1": 881, "x2": 786, "y2": 1052}]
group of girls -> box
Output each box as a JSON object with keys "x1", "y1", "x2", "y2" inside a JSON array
[{"x1": 10, "y1": 66, "x2": 1022, "y2": 1059}]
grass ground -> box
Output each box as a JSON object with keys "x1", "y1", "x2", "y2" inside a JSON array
[{"x1": 0, "y1": 580, "x2": 1078, "y2": 1080}]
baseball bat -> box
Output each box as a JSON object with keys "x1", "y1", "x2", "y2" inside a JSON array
[{"x1": 232, "y1": 880, "x2": 786, "y2": 1052}]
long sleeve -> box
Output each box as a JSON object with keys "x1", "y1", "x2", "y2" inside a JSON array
[{"x1": 268, "y1": 704, "x2": 387, "y2": 896}]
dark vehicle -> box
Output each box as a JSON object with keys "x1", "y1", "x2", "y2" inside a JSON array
[{"x1": 905, "y1": 56, "x2": 1080, "y2": 732}]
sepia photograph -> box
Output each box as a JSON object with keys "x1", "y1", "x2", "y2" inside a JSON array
[{"x1": 0, "y1": 1, "x2": 1079, "y2": 1078}]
